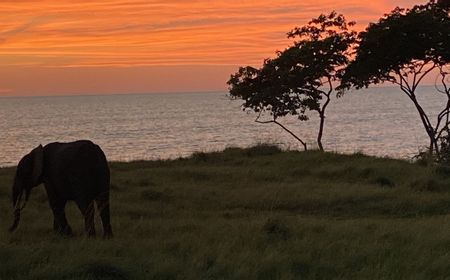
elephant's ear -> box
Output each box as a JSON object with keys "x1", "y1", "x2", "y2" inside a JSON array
[{"x1": 31, "y1": 144, "x2": 44, "y2": 185}]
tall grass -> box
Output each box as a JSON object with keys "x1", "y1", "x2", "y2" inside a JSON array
[{"x1": 1, "y1": 145, "x2": 450, "y2": 279}]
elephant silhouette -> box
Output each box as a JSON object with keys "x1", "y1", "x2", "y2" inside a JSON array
[{"x1": 9, "y1": 140, "x2": 113, "y2": 238}]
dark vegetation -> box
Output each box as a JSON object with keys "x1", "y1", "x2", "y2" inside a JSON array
[{"x1": 2, "y1": 145, "x2": 450, "y2": 279}]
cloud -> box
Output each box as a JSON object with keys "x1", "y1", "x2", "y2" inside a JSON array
[
  {"x1": 0, "y1": 16, "x2": 48, "y2": 43},
  {"x1": 0, "y1": 88, "x2": 13, "y2": 95},
  {"x1": 0, "y1": 0, "x2": 396, "y2": 68},
  {"x1": 0, "y1": 0, "x2": 422, "y2": 95}
]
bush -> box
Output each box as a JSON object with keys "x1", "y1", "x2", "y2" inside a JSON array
[{"x1": 245, "y1": 144, "x2": 282, "y2": 156}]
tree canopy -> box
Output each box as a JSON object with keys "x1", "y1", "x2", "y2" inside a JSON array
[{"x1": 341, "y1": 0, "x2": 449, "y2": 89}]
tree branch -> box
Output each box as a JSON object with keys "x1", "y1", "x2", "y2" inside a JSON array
[
  {"x1": 397, "y1": 69, "x2": 413, "y2": 93},
  {"x1": 395, "y1": 69, "x2": 436, "y2": 153},
  {"x1": 411, "y1": 60, "x2": 427, "y2": 89},
  {"x1": 255, "y1": 114, "x2": 308, "y2": 150},
  {"x1": 412, "y1": 62, "x2": 436, "y2": 92}
]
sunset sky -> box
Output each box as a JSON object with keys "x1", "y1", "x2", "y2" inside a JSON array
[{"x1": 0, "y1": 0, "x2": 420, "y2": 96}]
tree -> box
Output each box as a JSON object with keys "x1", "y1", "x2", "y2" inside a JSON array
[
  {"x1": 227, "y1": 61, "x2": 310, "y2": 150},
  {"x1": 228, "y1": 12, "x2": 357, "y2": 151},
  {"x1": 340, "y1": 0, "x2": 450, "y2": 156}
]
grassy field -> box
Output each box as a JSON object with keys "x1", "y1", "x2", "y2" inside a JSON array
[{"x1": 2, "y1": 145, "x2": 450, "y2": 279}]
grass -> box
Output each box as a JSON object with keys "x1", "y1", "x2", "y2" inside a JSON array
[{"x1": 2, "y1": 144, "x2": 450, "y2": 279}]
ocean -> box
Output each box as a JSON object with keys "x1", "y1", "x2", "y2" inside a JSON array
[{"x1": 0, "y1": 86, "x2": 445, "y2": 166}]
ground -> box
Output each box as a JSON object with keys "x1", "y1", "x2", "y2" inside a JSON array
[{"x1": 1, "y1": 145, "x2": 450, "y2": 279}]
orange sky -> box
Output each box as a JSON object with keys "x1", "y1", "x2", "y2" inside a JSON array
[{"x1": 0, "y1": 0, "x2": 421, "y2": 96}]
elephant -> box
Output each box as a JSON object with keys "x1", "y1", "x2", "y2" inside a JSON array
[{"x1": 9, "y1": 140, "x2": 113, "y2": 238}]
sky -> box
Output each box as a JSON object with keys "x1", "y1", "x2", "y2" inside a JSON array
[{"x1": 0, "y1": 0, "x2": 421, "y2": 96}]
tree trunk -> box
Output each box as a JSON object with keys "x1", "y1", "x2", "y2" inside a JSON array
[
  {"x1": 317, "y1": 112, "x2": 325, "y2": 151},
  {"x1": 317, "y1": 92, "x2": 330, "y2": 152},
  {"x1": 408, "y1": 93, "x2": 438, "y2": 156}
]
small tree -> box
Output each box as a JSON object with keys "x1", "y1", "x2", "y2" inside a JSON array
[
  {"x1": 340, "y1": 0, "x2": 450, "y2": 156},
  {"x1": 227, "y1": 61, "x2": 311, "y2": 150},
  {"x1": 228, "y1": 12, "x2": 357, "y2": 151}
]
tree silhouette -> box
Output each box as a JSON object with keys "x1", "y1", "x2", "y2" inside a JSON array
[
  {"x1": 228, "y1": 12, "x2": 357, "y2": 151},
  {"x1": 340, "y1": 0, "x2": 450, "y2": 156}
]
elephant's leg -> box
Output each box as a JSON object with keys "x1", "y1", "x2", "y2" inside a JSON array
[
  {"x1": 96, "y1": 197, "x2": 113, "y2": 238},
  {"x1": 76, "y1": 200, "x2": 96, "y2": 237},
  {"x1": 51, "y1": 201, "x2": 72, "y2": 236}
]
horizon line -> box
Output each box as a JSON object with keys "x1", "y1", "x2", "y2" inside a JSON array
[
  {"x1": 0, "y1": 84, "x2": 439, "y2": 99},
  {"x1": 0, "y1": 89, "x2": 229, "y2": 99}
]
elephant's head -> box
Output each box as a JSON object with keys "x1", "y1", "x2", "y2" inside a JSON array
[{"x1": 9, "y1": 145, "x2": 44, "y2": 232}]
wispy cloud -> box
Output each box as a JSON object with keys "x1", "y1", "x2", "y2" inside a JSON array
[
  {"x1": 0, "y1": 88, "x2": 12, "y2": 95},
  {"x1": 0, "y1": 0, "x2": 422, "y2": 95},
  {"x1": 0, "y1": 0, "x2": 412, "y2": 68},
  {"x1": 0, "y1": 17, "x2": 48, "y2": 43}
]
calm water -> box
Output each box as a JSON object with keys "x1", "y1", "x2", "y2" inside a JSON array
[{"x1": 0, "y1": 86, "x2": 446, "y2": 166}]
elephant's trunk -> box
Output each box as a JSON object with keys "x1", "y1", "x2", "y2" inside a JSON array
[
  {"x1": 9, "y1": 188, "x2": 30, "y2": 232},
  {"x1": 9, "y1": 207, "x2": 21, "y2": 232}
]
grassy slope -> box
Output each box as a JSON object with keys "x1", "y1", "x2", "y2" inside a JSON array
[{"x1": 2, "y1": 146, "x2": 450, "y2": 279}]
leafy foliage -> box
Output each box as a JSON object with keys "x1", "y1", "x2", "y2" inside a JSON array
[{"x1": 341, "y1": 0, "x2": 449, "y2": 89}]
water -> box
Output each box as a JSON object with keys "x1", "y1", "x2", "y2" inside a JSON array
[{"x1": 0, "y1": 86, "x2": 446, "y2": 166}]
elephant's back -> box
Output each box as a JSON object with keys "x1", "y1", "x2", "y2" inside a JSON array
[
  {"x1": 45, "y1": 140, "x2": 107, "y2": 166},
  {"x1": 43, "y1": 140, "x2": 109, "y2": 198}
]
